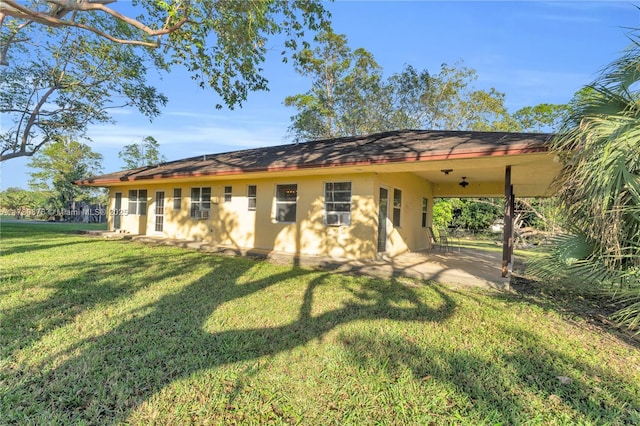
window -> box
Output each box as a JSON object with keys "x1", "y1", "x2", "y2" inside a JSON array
[
  {"x1": 190, "y1": 187, "x2": 211, "y2": 219},
  {"x1": 324, "y1": 182, "x2": 352, "y2": 226},
  {"x1": 247, "y1": 185, "x2": 257, "y2": 211},
  {"x1": 224, "y1": 186, "x2": 232, "y2": 203},
  {"x1": 128, "y1": 189, "x2": 147, "y2": 215},
  {"x1": 173, "y1": 188, "x2": 182, "y2": 210},
  {"x1": 422, "y1": 197, "x2": 428, "y2": 228},
  {"x1": 393, "y1": 188, "x2": 402, "y2": 227},
  {"x1": 275, "y1": 184, "x2": 297, "y2": 222}
]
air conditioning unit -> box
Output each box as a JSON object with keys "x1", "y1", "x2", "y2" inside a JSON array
[
  {"x1": 324, "y1": 212, "x2": 351, "y2": 226},
  {"x1": 200, "y1": 210, "x2": 210, "y2": 220}
]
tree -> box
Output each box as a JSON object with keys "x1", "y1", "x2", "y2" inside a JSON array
[
  {"x1": 1, "y1": 1, "x2": 330, "y2": 160},
  {"x1": 511, "y1": 88, "x2": 602, "y2": 133},
  {"x1": 388, "y1": 62, "x2": 517, "y2": 132},
  {"x1": 383, "y1": 65, "x2": 431, "y2": 130},
  {"x1": 432, "y1": 199, "x2": 454, "y2": 229},
  {"x1": 28, "y1": 136, "x2": 103, "y2": 210},
  {"x1": 284, "y1": 31, "x2": 389, "y2": 141},
  {"x1": 0, "y1": 187, "x2": 45, "y2": 218},
  {"x1": 512, "y1": 103, "x2": 569, "y2": 132},
  {"x1": 1, "y1": 21, "x2": 166, "y2": 161},
  {"x1": 119, "y1": 136, "x2": 166, "y2": 169},
  {"x1": 449, "y1": 198, "x2": 502, "y2": 231},
  {"x1": 286, "y1": 41, "x2": 519, "y2": 141},
  {"x1": 531, "y1": 34, "x2": 640, "y2": 332}
]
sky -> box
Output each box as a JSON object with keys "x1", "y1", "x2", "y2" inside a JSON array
[{"x1": 1, "y1": 1, "x2": 638, "y2": 190}]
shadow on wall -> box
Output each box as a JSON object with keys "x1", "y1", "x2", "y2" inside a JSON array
[
  {"x1": 149, "y1": 181, "x2": 390, "y2": 262},
  {"x1": 289, "y1": 196, "x2": 378, "y2": 261},
  {"x1": 164, "y1": 199, "x2": 246, "y2": 247}
]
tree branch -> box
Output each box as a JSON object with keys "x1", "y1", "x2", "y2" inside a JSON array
[
  {"x1": 516, "y1": 198, "x2": 552, "y2": 227},
  {"x1": 19, "y1": 85, "x2": 58, "y2": 157},
  {"x1": 0, "y1": 17, "x2": 32, "y2": 65},
  {"x1": 0, "y1": 0, "x2": 192, "y2": 64},
  {"x1": 1, "y1": 136, "x2": 50, "y2": 161}
]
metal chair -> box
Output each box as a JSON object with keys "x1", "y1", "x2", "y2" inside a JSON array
[{"x1": 428, "y1": 227, "x2": 449, "y2": 252}]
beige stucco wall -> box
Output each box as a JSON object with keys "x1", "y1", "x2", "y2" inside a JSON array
[
  {"x1": 375, "y1": 172, "x2": 434, "y2": 257},
  {"x1": 108, "y1": 188, "x2": 148, "y2": 235},
  {"x1": 106, "y1": 171, "x2": 434, "y2": 260}
]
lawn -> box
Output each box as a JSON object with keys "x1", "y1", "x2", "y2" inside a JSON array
[{"x1": 1, "y1": 222, "x2": 639, "y2": 425}]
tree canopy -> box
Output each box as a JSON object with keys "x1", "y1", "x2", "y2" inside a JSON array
[
  {"x1": 0, "y1": 21, "x2": 166, "y2": 161},
  {"x1": 284, "y1": 31, "x2": 559, "y2": 142},
  {"x1": 28, "y1": 136, "x2": 103, "y2": 207},
  {"x1": 0, "y1": 0, "x2": 330, "y2": 161},
  {"x1": 551, "y1": 42, "x2": 640, "y2": 274},
  {"x1": 119, "y1": 136, "x2": 166, "y2": 169},
  {"x1": 284, "y1": 31, "x2": 387, "y2": 141},
  {"x1": 388, "y1": 62, "x2": 517, "y2": 132},
  {"x1": 512, "y1": 103, "x2": 569, "y2": 133},
  {"x1": 0, "y1": 187, "x2": 47, "y2": 218}
]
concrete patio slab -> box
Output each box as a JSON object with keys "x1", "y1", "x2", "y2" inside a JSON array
[
  {"x1": 293, "y1": 248, "x2": 510, "y2": 290},
  {"x1": 127, "y1": 235, "x2": 509, "y2": 291}
]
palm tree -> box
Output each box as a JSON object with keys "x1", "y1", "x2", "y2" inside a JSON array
[{"x1": 535, "y1": 34, "x2": 640, "y2": 332}]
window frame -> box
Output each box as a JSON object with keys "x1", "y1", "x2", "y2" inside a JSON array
[
  {"x1": 247, "y1": 185, "x2": 257, "y2": 211},
  {"x1": 421, "y1": 197, "x2": 428, "y2": 228},
  {"x1": 324, "y1": 181, "x2": 352, "y2": 226},
  {"x1": 173, "y1": 188, "x2": 182, "y2": 210},
  {"x1": 224, "y1": 186, "x2": 232, "y2": 203},
  {"x1": 392, "y1": 188, "x2": 402, "y2": 227},
  {"x1": 128, "y1": 189, "x2": 148, "y2": 216},
  {"x1": 190, "y1": 187, "x2": 211, "y2": 219},
  {"x1": 275, "y1": 184, "x2": 297, "y2": 223}
]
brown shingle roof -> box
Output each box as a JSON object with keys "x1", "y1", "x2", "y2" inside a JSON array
[{"x1": 76, "y1": 129, "x2": 553, "y2": 186}]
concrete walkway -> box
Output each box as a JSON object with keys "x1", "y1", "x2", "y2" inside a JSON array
[{"x1": 112, "y1": 234, "x2": 510, "y2": 291}]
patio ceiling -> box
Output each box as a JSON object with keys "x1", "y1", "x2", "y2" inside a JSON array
[{"x1": 413, "y1": 152, "x2": 562, "y2": 197}]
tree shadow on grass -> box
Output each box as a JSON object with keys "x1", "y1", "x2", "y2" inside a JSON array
[
  {"x1": 504, "y1": 271, "x2": 640, "y2": 349},
  {"x1": 338, "y1": 325, "x2": 640, "y2": 424},
  {"x1": 1, "y1": 250, "x2": 227, "y2": 355},
  {"x1": 2, "y1": 258, "x2": 455, "y2": 424},
  {"x1": 1, "y1": 238, "x2": 101, "y2": 257}
]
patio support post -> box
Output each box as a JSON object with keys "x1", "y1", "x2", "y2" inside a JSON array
[
  {"x1": 502, "y1": 166, "x2": 513, "y2": 277},
  {"x1": 510, "y1": 188, "x2": 515, "y2": 262}
]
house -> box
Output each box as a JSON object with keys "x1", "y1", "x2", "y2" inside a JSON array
[{"x1": 77, "y1": 129, "x2": 561, "y2": 275}]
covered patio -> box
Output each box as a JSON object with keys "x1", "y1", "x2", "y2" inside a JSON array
[{"x1": 328, "y1": 133, "x2": 560, "y2": 278}]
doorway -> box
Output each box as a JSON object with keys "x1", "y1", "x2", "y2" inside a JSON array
[
  {"x1": 114, "y1": 192, "x2": 122, "y2": 230},
  {"x1": 154, "y1": 191, "x2": 165, "y2": 233}
]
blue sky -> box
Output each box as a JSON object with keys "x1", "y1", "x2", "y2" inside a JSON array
[{"x1": 1, "y1": 1, "x2": 637, "y2": 189}]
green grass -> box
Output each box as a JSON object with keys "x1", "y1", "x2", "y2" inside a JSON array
[
  {"x1": 454, "y1": 237, "x2": 543, "y2": 259},
  {"x1": 1, "y1": 223, "x2": 639, "y2": 425},
  {"x1": 0, "y1": 216, "x2": 107, "y2": 233}
]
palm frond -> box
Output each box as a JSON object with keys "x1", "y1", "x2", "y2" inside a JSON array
[
  {"x1": 543, "y1": 32, "x2": 640, "y2": 331},
  {"x1": 610, "y1": 284, "x2": 640, "y2": 334}
]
